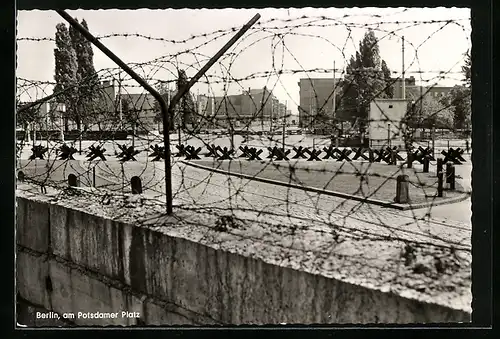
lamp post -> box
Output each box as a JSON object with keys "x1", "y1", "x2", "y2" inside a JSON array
[
  {"x1": 178, "y1": 123, "x2": 181, "y2": 147},
  {"x1": 387, "y1": 122, "x2": 391, "y2": 148},
  {"x1": 282, "y1": 117, "x2": 286, "y2": 151},
  {"x1": 58, "y1": 103, "x2": 66, "y2": 142},
  {"x1": 431, "y1": 123, "x2": 436, "y2": 157},
  {"x1": 32, "y1": 122, "x2": 36, "y2": 148}
]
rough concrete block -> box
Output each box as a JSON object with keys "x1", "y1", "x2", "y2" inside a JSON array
[
  {"x1": 17, "y1": 196, "x2": 471, "y2": 325},
  {"x1": 168, "y1": 237, "x2": 210, "y2": 317},
  {"x1": 16, "y1": 198, "x2": 50, "y2": 252},
  {"x1": 55, "y1": 208, "x2": 124, "y2": 282},
  {"x1": 16, "y1": 251, "x2": 50, "y2": 310},
  {"x1": 49, "y1": 204, "x2": 70, "y2": 259},
  {"x1": 143, "y1": 299, "x2": 198, "y2": 326},
  {"x1": 48, "y1": 259, "x2": 75, "y2": 318}
]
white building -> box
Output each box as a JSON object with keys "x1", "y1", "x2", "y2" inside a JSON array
[{"x1": 368, "y1": 98, "x2": 408, "y2": 148}]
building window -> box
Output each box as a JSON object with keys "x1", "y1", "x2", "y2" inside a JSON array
[{"x1": 388, "y1": 105, "x2": 393, "y2": 108}]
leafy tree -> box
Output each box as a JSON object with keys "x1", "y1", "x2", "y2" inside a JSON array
[
  {"x1": 176, "y1": 69, "x2": 196, "y2": 129},
  {"x1": 358, "y1": 31, "x2": 380, "y2": 67},
  {"x1": 338, "y1": 30, "x2": 391, "y2": 131},
  {"x1": 447, "y1": 85, "x2": 471, "y2": 130},
  {"x1": 53, "y1": 23, "x2": 78, "y2": 132},
  {"x1": 438, "y1": 53, "x2": 472, "y2": 132},
  {"x1": 16, "y1": 100, "x2": 42, "y2": 129},
  {"x1": 406, "y1": 91, "x2": 454, "y2": 129},
  {"x1": 153, "y1": 82, "x2": 170, "y2": 123},
  {"x1": 120, "y1": 96, "x2": 138, "y2": 129},
  {"x1": 381, "y1": 60, "x2": 394, "y2": 98},
  {"x1": 69, "y1": 18, "x2": 100, "y2": 130},
  {"x1": 462, "y1": 50, "x2": 471, "y2": 88}
]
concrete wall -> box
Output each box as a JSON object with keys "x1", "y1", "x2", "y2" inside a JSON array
[{"x1": 16, "y1": 193, "x2": 470, "y2": 325}]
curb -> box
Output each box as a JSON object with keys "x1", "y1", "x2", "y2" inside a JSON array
[{"x1": 182, "y1": 160, "x2": 470, "y2": 211}]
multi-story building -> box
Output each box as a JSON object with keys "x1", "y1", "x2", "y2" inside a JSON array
[
  {"x1": 390, "y1": 76, "x2": 452, "y2": 101},
  {"x1": 391, "y1": 76, "x2": 416, "y2": 99},
  {"x1": 421, "y1": 85, "x2": 452, "y2": 99},
  {"x1": 297, "y1": 78, "x2": 341, "y2": 128},
  {"x1": 207, "y1": 87, "x2": 283, "y2": 128},
  {"x1": 97, "y1": 80, "x2": 201, "y2": 132},
  {"x1": 277, "y1": 102, "x2": 287, "y2": 119},
  {"x1": 403, "y1": 84, "x2": 452, "y2": 103}
]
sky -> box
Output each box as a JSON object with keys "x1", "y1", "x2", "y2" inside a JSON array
[{"x1": 16, "y1": 7, "x2": 471, "y2": 114}]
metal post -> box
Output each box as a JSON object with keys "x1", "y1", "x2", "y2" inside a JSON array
[
  {"x1": 57, "y1": 10, "x2": 260, "y2": 215},
  {"x1": 270, "y1": 98, "x2": 273, "y2": 137},
  {"x1": 79, "y1": 130, "x2": 82, "y2": 154},
  {"x1": 121, "y1": 162, "x2": 124, "y2": 193},
  {"x1": 387, "y1": 123, "x2": 391, "y2": 148},
  {"x1": 118, "y1": 72, "x2": 123, "y2": 127},
  {"x1": 432, "y1": 124, "x2": 436, "y2": 157},
  {"x1": 59, "y1": 105, "x2": 65, "y2": 142},
  {"x1": 437, "y1": 158, "x2": 443, "y2": 175},
  {"x1": 332, "y1": 61, "x2": 336, "y2": 114},
  {"x1": 57, "y1": 10, "x2": 173, "y2": 214},
  {"x1": 45, "y1": 110, "x2": 49, "y2": 149},
  {"x1": 167, "y1": 13, "x2": 261, "y2": 113},
  {"x1": 450, "y1": 164, "x2": 456, "y2": 190},
  {"x1": 178, "y1": 125, "x2": 181, "y2": 147},
  {"x1": 437, "y1": 171, "x2": 444, "y2": 197},
  {"x1": 402, "y1": 36, "x2": 405, "y2": 100},
  {"x1": 423, "y1": 156, "x2": 430, "y2": 173},
  {"x1": 282, "y1": 119, "x2": 286, "y2": 151},
  {"x1": 132, "y1": 123, "x2": 136, "y2": 148},
  {"x1": 32, "y1": 123, "x2": 36, "y2": 148}
]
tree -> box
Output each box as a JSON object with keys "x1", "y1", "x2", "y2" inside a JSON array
[
  {"x1": 447, "y1": 85, "x2": 471, "y2": 130},
  {"x1": 121, "y1": 96, "x2": 138, "y2": 128},
  {"x1": 54, "y1": 23, "x2": 78, "y2": 132},
  {"x1": 438, "y1": 53, "x2": 472, "y2": 132},
  {"x1": 152, "y1": 82, "x2": 176, "y2": 132},
  {"x1": 381, "y1": 60, "x2": 394, "y2": 98},
  {"x1": 153, "y1": 82, "x2": 169, "y2": 123},
  {"x1": 338, "y1": 30, "x2": 391, "y2": 131},
  {"x1": 406, "y1": 91, "x2": 454, "y2": 129},
  {"x1": 16, "y1": 101, "x2": 42, "y2": 130},
  {"x1": 462, "y1": 50, "x2": 471, "y2": 88},
  {"x1": 69, "y1": 18, "x2": 100, "y2": 131},
  {"x1": 176, "y1": 70, "x2": 196, "y2": 129}
]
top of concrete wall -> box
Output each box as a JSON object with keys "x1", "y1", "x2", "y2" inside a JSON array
[{"x1": 16, "y1": 181, "x2": 471, "y2": 318}]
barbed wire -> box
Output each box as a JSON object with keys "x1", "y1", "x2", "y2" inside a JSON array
[{"x1": 16, "y1": 11, "x2": 472, "y2": 318}]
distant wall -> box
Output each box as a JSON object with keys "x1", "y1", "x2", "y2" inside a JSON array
[{"x1": 16, "y1": 193, "x2": 470, "y2": 326}]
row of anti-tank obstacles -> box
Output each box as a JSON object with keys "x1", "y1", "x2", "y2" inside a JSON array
[
  {"x1": 17, "y1": 155, "x2": 459, "y2": 204},
  {"x1": 18, "y1": 145, "x2": 461, "y2": 205},
  {"x1": 24, "y1": 142, "x2": 468, "y2": 168}
]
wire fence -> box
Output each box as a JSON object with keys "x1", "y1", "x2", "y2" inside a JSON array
[{"x1": 16, "y1": 9, "x2": 472, "y2": 310}]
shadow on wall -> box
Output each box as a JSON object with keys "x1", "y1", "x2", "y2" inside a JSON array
[{"x1": 16, "y1": 193, "x2": 471, "y2": 326}]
